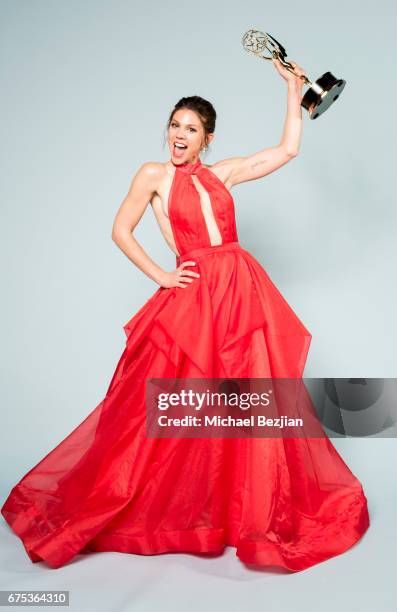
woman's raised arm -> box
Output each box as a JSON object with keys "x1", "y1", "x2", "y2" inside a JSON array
[{"x1": 212, "y1": 58, "x2": 306, "y2": 188}]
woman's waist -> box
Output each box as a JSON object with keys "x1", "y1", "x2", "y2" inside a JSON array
[{"x1": 175, "y1": 241, "x2": 243, "y2": 266}]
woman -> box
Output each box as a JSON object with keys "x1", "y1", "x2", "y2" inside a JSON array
[{"x1": 1, "y1": 58, "x2": 370, "y2": 572}]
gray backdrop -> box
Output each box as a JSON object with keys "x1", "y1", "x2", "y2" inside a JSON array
[{"x1": 1, "y1": 1, "x2": 395, "y2": 610}]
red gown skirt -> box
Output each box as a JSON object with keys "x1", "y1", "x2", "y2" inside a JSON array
[{"x1": 1, "y1": 241, "x2": 370, "y2": 571}]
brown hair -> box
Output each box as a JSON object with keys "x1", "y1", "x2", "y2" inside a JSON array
[{"x1": 165, "y1": 95, "x2": 217, "y2": 153}]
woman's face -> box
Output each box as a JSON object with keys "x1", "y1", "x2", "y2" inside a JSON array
[{"x1": 168, "y1": 109, "x2": 210, "y2": 164}]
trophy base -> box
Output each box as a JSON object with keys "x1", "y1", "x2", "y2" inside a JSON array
[{"x1": 302, "y1": 72, "x2": 346, "y2": 119}]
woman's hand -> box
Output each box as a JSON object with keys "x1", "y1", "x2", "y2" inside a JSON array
[
  {"x1": 272, "y1": 57, "x2": 306, "y2": 91},
  {"x1": 159, "y1": 261, "x2": 200, "y2": 289}
]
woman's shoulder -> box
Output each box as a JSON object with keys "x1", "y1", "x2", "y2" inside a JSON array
[
  {"x1": 132, "y1": 161, "x2": 172, "y2": 191},
  {"x1": 137, "y1": 160, "x2": 170, "y2": 176},
  {"x1": 202, "y1": 159, "x2": 235, "y2": 185}
]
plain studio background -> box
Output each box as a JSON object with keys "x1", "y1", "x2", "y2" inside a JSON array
[{"x1": 0, "y1": 1, "x2": 395, "y2": 611}]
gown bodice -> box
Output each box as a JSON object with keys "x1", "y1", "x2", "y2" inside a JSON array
[{"x1": 168, "y1": 158, "x2": 239, "y2": 257}]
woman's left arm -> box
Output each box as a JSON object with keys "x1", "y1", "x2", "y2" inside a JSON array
[{"x1": 216, "y1": 58, "x2": 306, "y2": 188}]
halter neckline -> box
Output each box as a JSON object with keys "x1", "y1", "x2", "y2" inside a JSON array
[{"x1": 171, "y1": 158, "x2": 202, "y2": 175}]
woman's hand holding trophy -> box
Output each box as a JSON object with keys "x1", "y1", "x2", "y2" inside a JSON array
[{"x1": 242, "y1": 29, "x2": 346, "y2": 120}]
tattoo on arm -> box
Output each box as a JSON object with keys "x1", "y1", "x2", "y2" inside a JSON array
[{"x1": 251, "y1": 158, "x2": 267, "y2": 170}]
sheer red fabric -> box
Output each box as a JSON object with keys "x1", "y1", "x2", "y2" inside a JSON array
[{"x1": 1, "y1": 158, "x2": 370, "y2": 571}]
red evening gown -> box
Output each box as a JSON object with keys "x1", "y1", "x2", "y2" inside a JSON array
[{"x1": 1, "y1": 158, "x2": 370, "y2": 571}]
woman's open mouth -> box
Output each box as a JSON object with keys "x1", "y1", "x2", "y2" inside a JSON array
[{"x1": 173, "y1": 143, "x2": 188, "y2": 158}]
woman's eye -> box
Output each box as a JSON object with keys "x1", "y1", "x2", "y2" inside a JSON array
[{"x1": 170, "y1": 123, "x2": 196, "y2": 132}]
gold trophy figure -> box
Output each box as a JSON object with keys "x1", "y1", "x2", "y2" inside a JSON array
[{"x1": 242, "y1": 29, "x2": 346, "y2": 119}]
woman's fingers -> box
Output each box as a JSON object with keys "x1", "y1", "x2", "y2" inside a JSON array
[
  {"x1": 174, "y1": 260, "x2": 201, "y2": 288},
  {"x1": 273, "y1": 57, "x2": 305, "y2": 78},
  {"x1": 179, "y1": 261, "x2": 200, "y2": 278},
  {"x1": 290, "y1": 60, "x2": 305, "y2": 76}
]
